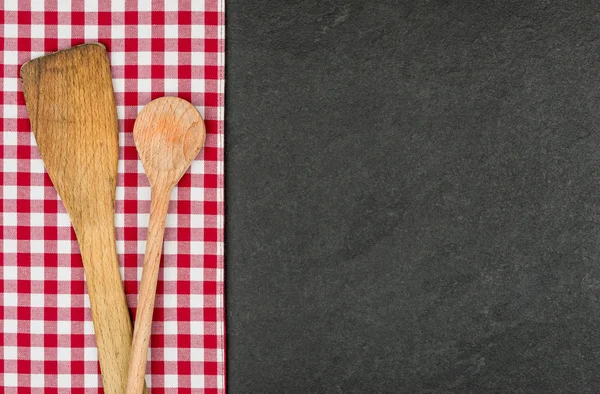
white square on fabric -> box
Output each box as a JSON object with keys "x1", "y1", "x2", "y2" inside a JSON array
[
  {"x1": 138, "y1": 213, "x2": 150, "y2": 230},
  {"x1": 165, "y1": 78, "x2": 178, "y2": 93},
  {"x1": 56, "y1": 347, "x2": 71, "y2": 361},
  {"x1": 217, "y1": 374, "x2": 224, "y2": 388},
  {"x1": 57, "y1": 374, "x2": 71, "y2": 388},
  {"x1": 3, "y1": 239, "x2": 17, "y2": 253},
  {"x1": 84, "y1": 374, "x2": 99, "y2": 388},
  {"x1": 57, "y1": 0, "x2": 71, "y2": 11},
  {"x1": 30, "y1": 293, "x2": 44, "y2": 308},
  {"x1": 163, "y1": 294, "x2": 178, "y2": 308},
  {"x1": 3, "y1": 319, "x2": 17, "y2": 333},
  {"x1": 30, "y1": 240, "x2": 44, "y2": 254},
  {"x1": 4, "y1": 51, "x2": 17, "y2": 65},
  {"x1": 30, "y1": 374, "x2": 44, "y2": 388},
  {"x1": 116, "y1": 239, "x2": 124, "y2": 255},
  {"x1": 57, "y1": 240, "x2": 71, "y2": 254},
  {"x1": 3, "y1": 77, "x2": 17, "y2": 92},
  {"x1": 31, "y1": 0, "x2": 44, "y2": 11},
  {"x1": 30, "y1": 348, "x2": 44, "y2": 361},
  {"x1": 30, "y1": 321, "x2": 44, "y2": 334},
  {"x1": 4, "y1": 346, "x2": 17, "y2": 360},
  {"x1": 30, "y1": 266, "x2": 44, "y2": 280},
  {"x1": 57, "y1": 212, "x2": 71, "y2": 227},
  {"x1": 191, "y1": 159, "x2": 206, "y2": 174},
  {"x1": 191, "y1": 374, "x2": 205, "y2": 388},
  {"x1": 111, "y1": 51, "x2": 125, "y2": 66},
  {"x1": 3, "y1": 131, "x2": 17, "y2": 146},
  {"x1": 57, "y1": 321, "x2": 71, "y2": 335},
  {"x1": 84, "y1": 320, "x2": 95, "y2": 335},
  {"x1": 4, "y1": 212, "x2": 17, "y2": 227},
  {"x1": 57, "y1": 294, "x2": 71, "y2": 307},
  {"x1": 111, "y1": 0, "x2": 124, "y2": 12},
  {"x1": 4, "y1": 373, "x2": 17, "y2": 387},
  {"x1": 57, "y1": 267, "x2": 71, "y2": 282},
  {"x1": 190, "y1": 242, "x2": 204, "y2": 255},
  {"x1": 85, "y1": 25, "x2": 99, "y2": 40},
  {"x1": 3, "y1": 160, "x2": 17, "y2": 175},
  {"x1": 3, "y1": 0, "x2": 17, "y2": 10},
  {"x1": 165, "y1": 1, "x2": 178, "y2": 11},
  {"x1": 113, "y1": 79, "x2": 125, "y2": 95},
  {"x1": 163, "y1": 241, "x2": 177, "y2": 255},
  {"x1": 117, "y1": 159, "x2": 125, "y2": 174},
  {"x1": 138, "y1": 25, "x2": 152, "y2": 39},
  {"x1": 138, "y1": 79, "x2": 152, "y2": 92},
  {"x1": 137, "y1": 241, "x2": 146, "y2": 255},
  {"x1": 3, "y1": 25, "x2": 18, "y2": 38},
  {"x1": 84, "y1": 0, "x2": 98, "y2": 12},
  {"x1": 190, "y1": 214, "x2": 204, "y2": 228},
  {"x1": 138, "y1": 52, "x2": 152, "y2": 65},
  {"x1": 164, "y1": 25, "x2": 178, "y2": 39},
  {"x1": 31, "y1": 24, "x2": 45, "y2": 38},
  {"x1": 165, "y1": 213, "x2": 177, "y2": 228},
  {"x1": 30, "y1": 186, "x2": 44, "y2": 198},
  {"x1": 57, "y1": 25, "x2": 71, "y2": 39},
  {"x1": 4, "y1": 104, "x2": 17, "y2": 118},
  {"x1": 163, "y1": 320, "x2": 177, "y2": 333},
  {"x1": 84, "y1": 346, "x2": 98, "y2": 362},
  {"x1": 191, "y1": 79, "x2": 205, "y2": 94},
  {"x1": 163, "y1": 267, "x2": 178, "y2": 281},
  {"x1": 164, "y1": 374, "x2": 178, "y2": 388},
  {"x1": 191, "y1": 51, "x2": 205, "y2": 66},
  {"x1": 115, "y1": 184, "x2": 125, "y2": 201},
  {"x1": 190, "y1": 268, "x2": 203, "y2": 282},
  {"x1": 191, "y1": 24, "x2": 204, "y2": 39},
  {"x1": 190, "y1": 294, "x2": 204, "y2": 309},
  {"x1": 30, "y1": 50, "x2": 45, "y2": 59},
  {"x1": 138, "y1": 186, "x2": 151, "y2": 201},
  {"x1": 190, "y1": 186, "x2": 204, "y2": 201},
  {"x1": 138, "y1": 160, "x2": 147, "y2": 174},
  {"x1": 30, "y1": 213, "x2": 44, "y2": 227},
  {"x1": 138, "y1": 0, "x2": 152, "y2": 12},
  {"x1": 191, "y1": 0, "x2": 205, "y2": 12},
  {"x1": 111, "y1": 25, "x2": 125, "y2": 39},
  {"x1": 30, "y1": 159, "x2": 45, "y2": 173},
  {"x1": 4, "y1": 265, "x2": 17, "y2": 280},
  {"x1": 163, "y1": 348, "x2": 178, "y2": 361}
]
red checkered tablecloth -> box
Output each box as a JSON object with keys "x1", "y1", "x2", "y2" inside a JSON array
[{"x1": 0, "y1": 1, "x2": 225, "y2": 392}]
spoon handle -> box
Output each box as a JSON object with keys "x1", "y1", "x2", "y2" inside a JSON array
[{"x1": 127, "y1": 186, "x2": 171, "y2": 394}]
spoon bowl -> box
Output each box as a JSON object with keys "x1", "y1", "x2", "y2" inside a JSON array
[{"x1": 134, "y1": 96, "x2": 205, "y2": 188}]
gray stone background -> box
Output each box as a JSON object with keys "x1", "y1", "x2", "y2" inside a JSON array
[{"x1": 226, "y1": 1, "x2": 600, "y2": 392}]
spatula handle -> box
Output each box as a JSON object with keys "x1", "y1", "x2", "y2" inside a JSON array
[
  {"x1": 127, "y1": 186, "x2": 172, "y2": 394},
  {"x1": 78, "y1": 222, "x2": 147, "y2": 394}
]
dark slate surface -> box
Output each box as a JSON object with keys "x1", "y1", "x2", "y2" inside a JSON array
[{"x1": 225, "y1": 1, "x2": 600, "y2": 392}]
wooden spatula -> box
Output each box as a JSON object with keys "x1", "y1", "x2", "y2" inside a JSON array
[{"x1": 20, "y1": 43, "x2": 146, "y2": 394}]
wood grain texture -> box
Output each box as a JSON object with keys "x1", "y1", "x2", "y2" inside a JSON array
[
  {"x1": 127, "y1": 97, "x2": 205, "y2": 394},
  {"x1": 20, "y1": 43, "x2": 146, "y2": 394}
]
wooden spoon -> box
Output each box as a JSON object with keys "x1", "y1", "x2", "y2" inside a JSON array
[
  {"x1": 20, "y1": 44, "x2": 146, "y2": 394},
  {"x1": 127, "y1": 97, "x2": 205, "y2": 393}
]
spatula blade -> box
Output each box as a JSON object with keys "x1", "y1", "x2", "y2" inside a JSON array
[{"x1": 20, "y1": 43, "x2": 118, "y2": 226}]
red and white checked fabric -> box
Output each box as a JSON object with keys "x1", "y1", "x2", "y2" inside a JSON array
[{"x1": 0, "y1": 1, "x2": 225, "y2": 392}]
